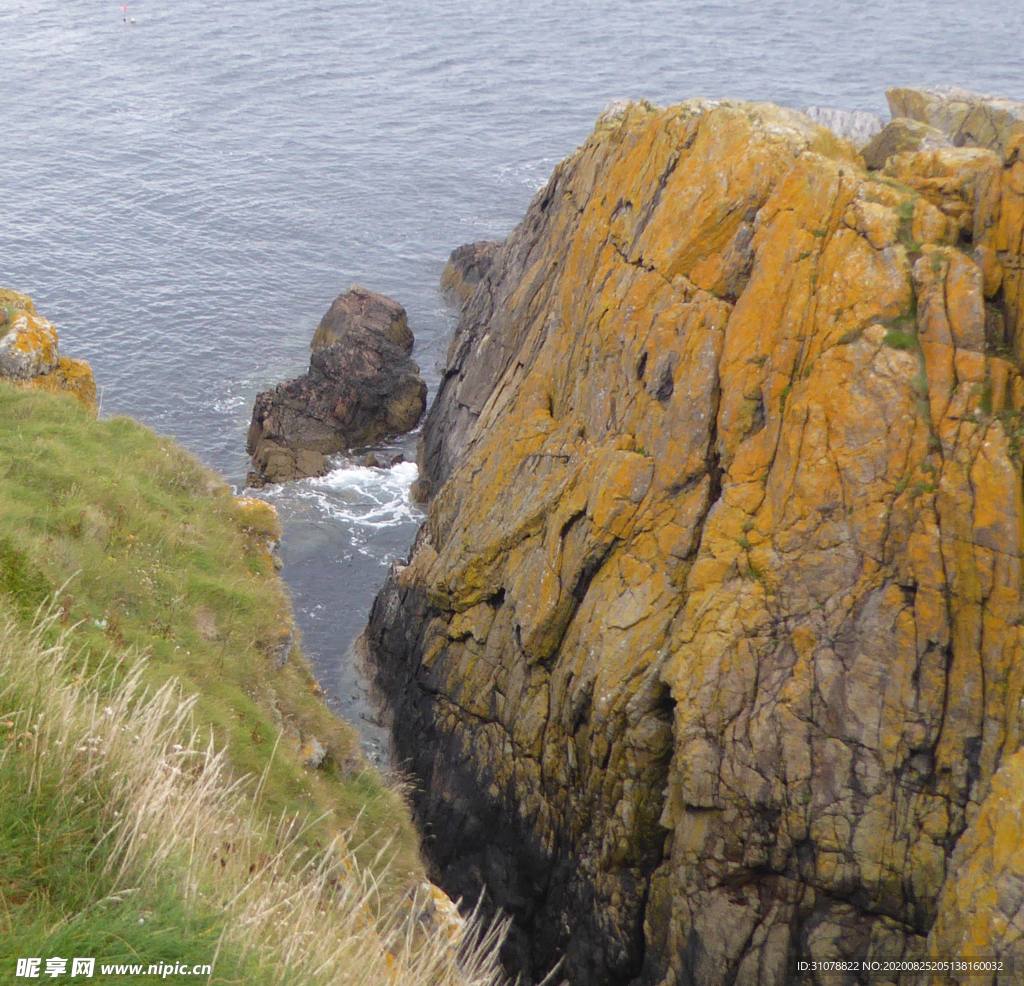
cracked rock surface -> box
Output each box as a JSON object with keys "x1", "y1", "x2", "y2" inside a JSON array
[{"x1": 365, "y1": 99, "x2": 1024, "y2": 985}]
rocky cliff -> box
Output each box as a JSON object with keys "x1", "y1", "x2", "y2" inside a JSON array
[
  {"x1": 0, "y1": 289, "x2": 97, "y2": 413},
  {"x1": 366, "y1": 92, "x2": 1024, "y2": 985}
]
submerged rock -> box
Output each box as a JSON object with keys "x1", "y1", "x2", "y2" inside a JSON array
[
  {"x1": 246, "y1": 288, "x2": 427, "y2": 487},
  {"x1": 365, "y1": 95, "x2": 1024, "y2": 985}
]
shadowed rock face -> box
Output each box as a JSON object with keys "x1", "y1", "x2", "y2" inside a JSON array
[
  {"x1": 246, "y1": 289, "x2": 426, "y2": 486},
  {"x1": 862, "y1": 118, "x2": 952, "y2": 171},
  {"x1": 366, "y1": 97, "x2": 1024, "y2": 985},
  {"x1": 440, "y1": 241, "x2": 503, "y2": 306}
]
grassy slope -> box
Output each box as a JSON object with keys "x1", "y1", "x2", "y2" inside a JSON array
[{"x1": 0, "y1": 384, "x2": 492, "y2": 983}]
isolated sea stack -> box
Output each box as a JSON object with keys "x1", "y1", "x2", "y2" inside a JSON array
[
  {"x1": 246, "y1": 287, "x2": 426, "y2": 486},
  {"x1": 364, "y1": 87, "x2": 1024, "y2": 985}
]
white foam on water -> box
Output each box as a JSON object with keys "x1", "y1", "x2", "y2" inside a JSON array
[
  {"x1": 212, "y1": 394, "x2": 247, "y2": 413},
  {"x1": 495, "y1": 156, "x2": 559, "y2": 191},
  {"x1": 291, "y1": 460, "x2": 422, "y2": 530}
]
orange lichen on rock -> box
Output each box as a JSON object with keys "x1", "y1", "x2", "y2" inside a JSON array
[
  {"x1": 0, "y1": 288, "x2": 37, "y2": 317},
  {"x1": 20, "y1": 356, "x2": 98, "y2": 415},
  {"x1": 0, "y1": 289, "x2": 97, "y2": 415},
  {"x1": 365, "y1": 97, "x2": 1024, "y2": 984},
  {"x1": 0, "y1": 310, "x2": 59, "y2": 379}
]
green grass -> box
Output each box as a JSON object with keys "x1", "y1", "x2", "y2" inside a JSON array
[
  {"x1": 883, "y1": 328, "x2": 919, "y2": 351},
  {"x1": 896, "y1": 199, "x2": 922, "y2": 255},
  {"x1": 0, "y1": 385, "x2": 499, "y2": 983},
  {"x1": 0, "y1": 619, "x2": 505, "y2": 985},
  {"x1": 895, "y1": 197, "x2": 916, "y2": 222},
  {"x1": 0, "y1": 536, "x2": 51, "y2": 618},
  {"x1": 978, "y1": 378, "x2": 995, "y2": 416},
  {"x1": 0, "y1": 386, "x2": 412, "y2": 867},
  {"x1": 908, "y1": 481, "x2": 937, "y2": 499}
]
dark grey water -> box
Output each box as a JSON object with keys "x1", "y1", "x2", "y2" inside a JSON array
[{"x1": 2, "y1": 0, "x2": 1022, "y2": 754}]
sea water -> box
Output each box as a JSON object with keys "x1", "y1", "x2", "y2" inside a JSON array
[{"x1": 2, "y1": 0, "x2": 1022, "y2": 758}]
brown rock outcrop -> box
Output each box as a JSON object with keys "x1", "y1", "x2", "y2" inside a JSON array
[
  {"x1": 862, "y1": 118, "x2": 953, "y2": 171},
  {"x1": 246, "y1": 288, "x2": 427, "y2": 486},
  {"x1": 365, "y1": 97, "x2": 1024, "y2": 985},
  {"x1": 0, "y1": 289, "x2": 97, "y2": 413},
  {"x1": 440, "y1": 241, "x2": 503, "y2": 305},
  {"x1": 310, "y1": 285, "x2": 414, "y2": 353},
  {"x1": 887, "y1": 86, "x2": 1024, "y2": 157}
]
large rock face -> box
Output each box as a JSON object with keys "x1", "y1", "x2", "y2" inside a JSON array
[
  {"x1": 861, "y1": 118, "x2": 953, "y2": 171},
  {"x1": 366, "y1": 98, "x2": 1024, "y2": 985},
  {"x1": 247, "y1": 288, "x2": 427, "y2": 486}
]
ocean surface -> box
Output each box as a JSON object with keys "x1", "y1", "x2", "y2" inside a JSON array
[{"x1": 2, "y1": 0, "x2": 1022, "y2": 759}]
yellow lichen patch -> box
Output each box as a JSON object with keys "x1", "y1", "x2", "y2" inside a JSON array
[
  {"x1": 883, "y1": 146, "x2": 1003, "y2": 248},
  {"x1": 928, "y1": 749, "x2": 1024, "y2": 976},
  {"x1": 20, "y1": 356, "x2": 98, "y2": 415},
  {"x1": 0, "y1": 310, "x2": 59, "y2": 379},
  {"x1": 232, "y1": 497, "x2": 283, "y2": 575},
  {"x1": 0, "y1": 288, "x2": 36, "y2": 316},
  {"x1": 233, "y1": 495, "x2": 282, "y2": 538}
]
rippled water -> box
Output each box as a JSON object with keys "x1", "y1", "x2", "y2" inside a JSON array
[{"x1": 2, "y1": 0, "x2": 1022, "y2": 753}]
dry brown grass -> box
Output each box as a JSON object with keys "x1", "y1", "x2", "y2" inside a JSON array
[{"x1": 0, "y1": 611, "x2": 508, "y2": 984}]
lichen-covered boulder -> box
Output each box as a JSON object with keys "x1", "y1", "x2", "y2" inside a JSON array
[
  {"x1": 0, "y1": 288, "x2": 36, "y2": 319},
  {"x1": 22, "y1": 356, "x2": 98, "y2": 414},
  {"x1": 0, "y1": 309, "x2": 59, "y2": 379},
  {"x1": 364, "y1": 95, "x2": 1024, "y2": 986},
  {"x1": 887, "y1": 86, "x2": 1024, "y2": 156},
  {"x1": 862, "y1": 117, "x2": 953, "y2": 170},
  {"x1": 0, "y1": 289, "x2": 97, "y2": 414},
  {"x1": 247, "y1": 291, "x2": 427, "y2": 487}
]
